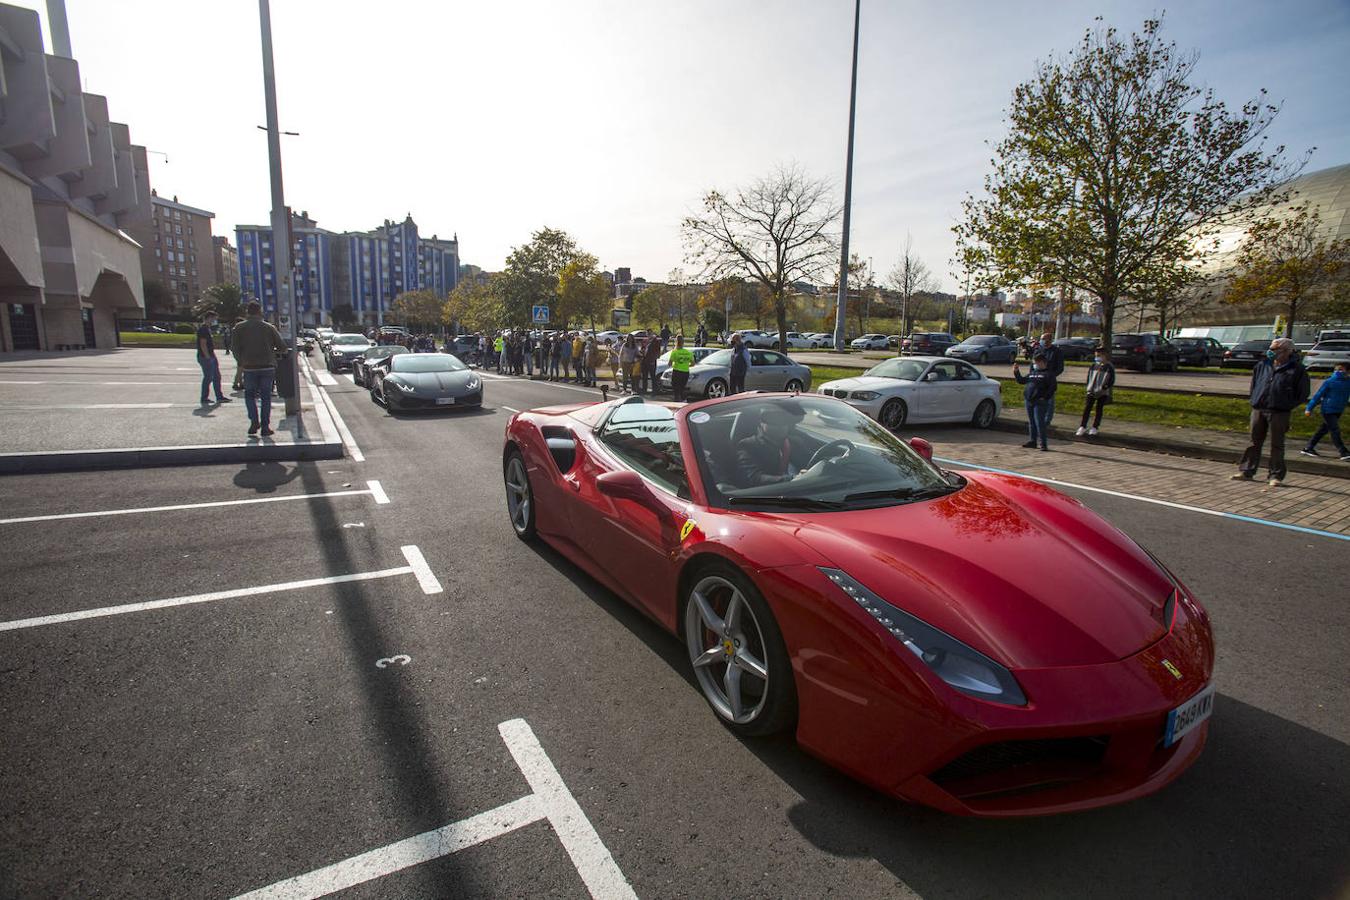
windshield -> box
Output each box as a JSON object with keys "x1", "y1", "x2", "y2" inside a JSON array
[
  {"x1": 687, "y1": 396, "x2": 952, "y2": 511},
  {"x1": 863, "y1": 358, "x2": 928, "y2": 381},
  {"x1": 391, "y1": 354, "x2": 468, "y2": 373},
  {"x1": 1112, "y1": 335, "x2": 1143, "y2": 346},
  {"x1": 365, "y1": 345, "x2": 408, "y2": 358},
  {"x1": 333, "y1": 334, "x2": 368, "y2": 345},
  {"x1": 699, "y1": 349, "x2": 733, "y2": 367},
  {"x1": 958, "y1": 336, "x2": 994, "y2": 346}
]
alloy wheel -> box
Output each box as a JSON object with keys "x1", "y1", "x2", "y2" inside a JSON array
[
  {"x1": 973, "y1": 399, "x2": 996, "y2": 428},
  {"x1": 685, "y1": 576, "x2": 770, "y2": 725},
  {"x1": 785, "y1": 379, "x2": 803, "y2": 393},
  {"x1": 504, "y1": 454, "x2": 535, "y2": 538},
  {"x1": 880, "y1": 398, "x2": 907, "y2": 430},
  {"x1": 706, "y1": 379, "x2": 727, "y2": 398}
]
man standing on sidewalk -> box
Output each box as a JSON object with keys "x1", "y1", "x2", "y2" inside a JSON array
[
  {"x1": 231, "y1": 301, "x2": 289, "y2": 438},
  {"x1": 1301, "y1": 361, "x2": 1350, "y2": 461},
  {"x1": 1013, "y1": 353, "x2": 1056, "y2": 451},
  {"x1": 669, "y1": 334, "x2": 694, "y2": 402},
  {"x1": 1038, "y1": 332, "x2": 1064, "y2": 423},
  {"x1": 196, "y1": 310, "x2": 230, "y2": 406},
  {"x1": 1234, "y1": 337, "x2": 1310, "y2": 486}
]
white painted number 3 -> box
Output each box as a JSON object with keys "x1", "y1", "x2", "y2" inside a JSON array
[{"x1": 375, "y1": 655, "x2": 411, "y2": 669}]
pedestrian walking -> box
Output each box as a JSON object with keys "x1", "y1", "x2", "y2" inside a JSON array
[
  {"x1": 728, "y1": 333, "x2": 749, "y2": 395},
  {"x1": 696, "y1": 324, "x2": 708, "y2": 347},
  {"x1": 1013, "y1": 353, "x2": 1056, "y2": 450},
  {"x1": 1077, "y1": 345, "x2": 1115, "y2": 436},
  {"x1": 231, "y1": 301, "x2": 288, "y2": 437},
  {"x1": 196, "y1": 310, "x2": 231, "y2": 406},
  {"x1": 1233, "y1": 337, "x2": 1311, "y2": 486},
  {"x1": 660, "y1": 324, "x2": 672, "y2": 351},
  {"x1": 619, "y1": 335, "x2": 638, "y2": 393},
  {"x1": 1301, "y1": 360, "x2": 1350, "y2": 460},
  {"x1": 669, "y1": 334, "x2": 694, "y2": 402}
]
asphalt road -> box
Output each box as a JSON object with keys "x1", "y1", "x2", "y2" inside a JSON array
[{"x1": 1, "y1": 369, "x2": 1347, "y2": 899}]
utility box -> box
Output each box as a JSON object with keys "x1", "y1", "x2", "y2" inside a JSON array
[{"x1": 276, "y1": 347, "x2": 298, "y2": 399}]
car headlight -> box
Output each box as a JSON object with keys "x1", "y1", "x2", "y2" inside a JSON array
[
  {"x1": 465, "y1": 376, "x2": 480, "y2": 391},
  {"x1": 385, "y1": 378, "x2": 407, "y2": 391},
  {"x1": 819, "y1": 568, "x2": 1027, "y2": 706},
  {"x1": 850, "y1": 390, "x2": 880, "y2": 401}
]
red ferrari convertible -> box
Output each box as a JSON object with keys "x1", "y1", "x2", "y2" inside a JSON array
[{"x1": 502, "y1": 393, "x2": 1214, "y2": 816}]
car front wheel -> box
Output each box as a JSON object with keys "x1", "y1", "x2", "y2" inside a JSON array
[
  {"x1": 705, "y1": 378, "x2": 728, "y2": 398},
  {"x1": 503, "y1": 449, "x2": 536, "y2": 540},
  {"x1": 684, "y1": 564, "x2": 795, "y2": 737},
  {"x1": 784, "y1": 378, "x2": 803, "y2": 393},
  {"x1": 879, "y1": 397, "x2": 907, "y2": 429},
  {"x1": 973, "y1": 399, "x2": 996, "y2": 429}
]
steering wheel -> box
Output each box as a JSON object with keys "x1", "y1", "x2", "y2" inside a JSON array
[{"x1": 806, "y1": 439, "x2": 854, "y2": 470}]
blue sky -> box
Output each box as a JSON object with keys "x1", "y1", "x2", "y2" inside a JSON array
[{"x1": 13, "y1": 0, "x2": 1349, "y2": 291}]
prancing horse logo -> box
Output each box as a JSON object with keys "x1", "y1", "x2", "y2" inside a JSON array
[{"x1": 1161, "y1": 659, "x2": 1183, "y2": 680}]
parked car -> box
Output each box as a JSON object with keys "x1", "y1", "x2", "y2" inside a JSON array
[
  {"x1": 781, "y1": 332, "x2": 816, "y2": 350},
  {"x1": 818, "y1": 356, "x2": 1001, "y2": 430},
  {"x1": 352, "y1": 344, "x2": 409, "y2": 387},
  {"x1": 595, "y1": 330, "x2": 623, "y2": 344},
  {"x1": 370, "y1": 352, "x2": 483, "y2": 412},
  {"x1": 1110, "y1": 333, "x2": 1179, "y2": 373},
  {"x1": 325, "y1": 333, "x2": 374, "y2": 371},
  {"x1": 807, "y1": 332, "x2": 835, "y2": 349},
  {"x1": 900, "y1": 333, "x2": 959, "y2": 356},
  {"x1": 1052, "y1": 337, "x2": 1099, "y2": 361},
  {"x1": 1220, "y1": 339, "x2": 1271, "y2": 370},
  {"x1": 731, "y1": 329, "x2": 776, "y2": 349},
  {"x1": 851, "y1": 333, "x2": 891, "y2": 351},
  {"x1": 946, "y1": 334, "x2": 1018, "y2": 364},
  {"x1": 888, "y1": 335, "x2": 901, "y2": 349},
  {"x1": 1302, "y1": 339, "x2": 1350, "y2": 371},
  {"x1": 663, "y1": 348, "x2": 811, "y2": 398},
  {"x1": 1170, "y1": 336, "x2": 1225, "y2": 368}
]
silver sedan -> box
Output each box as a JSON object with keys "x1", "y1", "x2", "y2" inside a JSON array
[{"x1": 662, "y1": 348, "x2": 812, "y2": 399}]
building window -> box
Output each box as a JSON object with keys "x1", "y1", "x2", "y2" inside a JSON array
[
  {"x1": 154, "y1": 234, "x2": 160, "y2": 244},
  {"x1": 154, "y1": 248, "x2": 160, "y2": 257},
  {"x1": 188, "y1": 226, "x2": 193, "y2": 235},
  {"x1": 177, "y1": 238, "x2": 184, "y2": 248},
  {"x1": 174, "y1": 224, "x2": 182, "y2": 234}
]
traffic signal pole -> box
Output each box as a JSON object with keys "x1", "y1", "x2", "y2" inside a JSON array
[
  {"x1": 832, "y1": 0, "x2": 861, "y2": 354},
  {"x1": 258, "y1": 0, "x2": 299, "y2": 416}
]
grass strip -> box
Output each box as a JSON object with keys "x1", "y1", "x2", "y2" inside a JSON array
[{"x1": 118, "y1": 332, "x2": 196, "y2": 347}]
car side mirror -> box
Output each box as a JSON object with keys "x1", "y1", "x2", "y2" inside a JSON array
[
  {"x1": 597, "y1": 470, "x2": 651, "y2": 503},
  {"x1": 908, "y1": 437, "x2": 933, "y2": 462},
  {"x1": 924, "y1": 372, "x2": 939, "y2": 382}
]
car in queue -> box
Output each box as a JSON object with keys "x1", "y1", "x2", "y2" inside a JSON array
[
  {"x1": 500, "y1": 392, "x2": 1215, "y2": 816},
  {"x1": 1303, "y1": 339, "x2": 1350, "y2": 371},
  {"x1": 325, "y1": 333, "x2": 374, "y2": 372},
  {"x1": 851, "y1": 333, "x2": 891, "y2": 351},
  {"x1": 369, "y1": 352, "x2": 482, "y2": 413},
  {"x1": 663, "y1": 347, "x2": 812, "y2": 399},
  {"x1": 945, "y1": 334, "x2": 1018, "y2": 364},
  {"x1": 1110, "y1": 333, "x2": 1179, "y2": 373},
  {"x1": 351, "y1": 344, "x2": 409, "y2": 387},
  {"x1": 1220, "y1": 338, "x2": 1271, "y2": 369},
  {"x1": 818, "y1": 355, "x2": 1000, "y2": 430},
  {"x1": 1170, "y1": 336, "x2": 1226, "y2": 367}
]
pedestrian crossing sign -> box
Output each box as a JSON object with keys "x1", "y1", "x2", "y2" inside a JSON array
[{"x1": 533, "y1": 306, "x2": 550, "y2": 323}]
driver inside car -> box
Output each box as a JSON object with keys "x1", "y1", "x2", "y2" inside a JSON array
[{"x1": 735, "y1": 401, "x2": 821, "y2": 486}]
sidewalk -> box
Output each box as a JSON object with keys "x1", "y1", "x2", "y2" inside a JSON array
[
  {"x1": 994, "y1": 402, "x2": 1349, "y2": 480},
  {"x1": 0, "y1": 348, "x2": 343, "y2": 473}
]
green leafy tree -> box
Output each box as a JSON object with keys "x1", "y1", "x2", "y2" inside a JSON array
[
  {"x1": 1225, "y1": 205, "x2": 1350, "y2": 336},
  {"x1": 498, "y1": 227, "x2": 580, "y2": 327},
  {"x1": 682, "y1": 164, "x2": 839, "y2": 352},
  {"x1": 954, "y1": 16, "x2": 1301, "y2": 345},
  {"x1": 443, "y1": 278, "x2": 505, "y2": 333},
  {"x1": 388, "y1": 290, "x2": 444, "y2": 330},
  {"x1": 331, "y1": 303, "x2": 357, "y2": 329},
  {"x1": 556, "y1": 255, "x2": 611, "y2": 332},
  {"x1": 143, "y1": 278, "x2": 175, "y2": 316},
  {"x1": 194, "y1": 282, "x2": 244, "y2": 322}
]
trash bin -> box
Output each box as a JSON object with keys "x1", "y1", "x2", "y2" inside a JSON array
[{"x1": 276, "y1": 346, "x2": 298, "y2": 400}]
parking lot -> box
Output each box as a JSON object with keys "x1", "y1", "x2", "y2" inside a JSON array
[{"x1": 2, "y1": 365, "x2": 1348, "y2": 899}]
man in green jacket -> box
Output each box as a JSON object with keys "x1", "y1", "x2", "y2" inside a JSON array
[
  {"x1": 231, "y1": 301, "x2": 289, "y2": 437},
  {"x1": 669, "y1": 334, "x2": 694, "y2": 402}
]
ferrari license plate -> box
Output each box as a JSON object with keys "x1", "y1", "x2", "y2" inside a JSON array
[
  {"x1": 435, "y1": 397, "x2": 455, "y2": 405},
  {"x1": 1163, "y1": 683, "x2": 1215, "y2": 747}
]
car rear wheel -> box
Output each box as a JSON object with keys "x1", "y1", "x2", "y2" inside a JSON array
[
  {"x1": 705, "y1": 378, "x2": 728, "y2": 398},
  {"x1": 1143, "y1": 357, "x2": 1154, "y2": 373},
  {"x1": 879, "y1": 397, "x2": 907, "y2": 430},
  {"x1": 784, "y1": 378, "x2": 803, "y2": 393},
  {"x1": 977, "y1": 352, "x2": 987, "y2": 364},
  {"x1": 683, "y1": 564, "x2": 795, "y2": 737},
  {"x1": 973, "y1": 399, "x2": 996, "y2": 429},
  {"x1": 503, "y1": 450, "x2": 537, "y2": 540}
]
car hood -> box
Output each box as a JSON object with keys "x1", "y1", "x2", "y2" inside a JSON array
[
  {"x1": 784, "y1": 474, "x2": 1170, "y2": 668},
  {"x1": 821, "y1": 375, "x2": 911, "y2": 392},
  {"x1": 388, "y1": 370, "x2": 477, "y2": 393}
]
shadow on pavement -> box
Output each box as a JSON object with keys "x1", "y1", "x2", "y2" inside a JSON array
[{"x1": 232, "y1": 461, "x2": 302, "y2": 493}]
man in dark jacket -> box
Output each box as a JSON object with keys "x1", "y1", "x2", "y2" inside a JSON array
[
  {"x1": 231, "y1": 301, "x2": 289, "y2": 437},
  {"x1": 639, "y1": 335, "x2": 661, "y2": 395},
  {"x1": 1234, "y1": 337, "x2": 1311, "y2": 486},
  {"x1": 1038, "y1": 332, "x2": 1065, "y2": 423},
  {"x1": 728, "y1": 333, "x2": 750, "y2": 395},
  {"x1": 1077, "y1": 346, "x2": 1115, "y2": 436}
]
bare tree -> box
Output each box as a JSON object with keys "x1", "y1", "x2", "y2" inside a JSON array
[
  {"x1": 682, "y1": 164, "x2": 839, "y2": 352},
  {"x1": 888, "y1": 233, "x2": 938, "y2": 334}
]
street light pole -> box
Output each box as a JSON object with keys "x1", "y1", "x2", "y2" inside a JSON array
[
  {"x1": 257, "y1": 0, "x2": 298, "y2": 415},
  {"x1": 832, "y1": 0, "x2": 860, "y2": 353}
]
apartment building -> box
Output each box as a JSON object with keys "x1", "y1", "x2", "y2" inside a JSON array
[
  {"x1": 213, "y1": 236, "x2": 239, "y2": 286},
  {"x1": 0, "y1": 3, "x2": 148, "y2": 352},
  {"x1": 126, "y1": 192, "x2": 217, "y2": 312}
]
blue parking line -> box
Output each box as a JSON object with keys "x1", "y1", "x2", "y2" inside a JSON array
[{"x1": 935, "y1": 456, "x2": 1350, "y2": 543}]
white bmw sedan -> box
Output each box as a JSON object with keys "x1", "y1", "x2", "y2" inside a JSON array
[{"x1": 817, "y1": 355, "x2": 1002, "y2": 430}]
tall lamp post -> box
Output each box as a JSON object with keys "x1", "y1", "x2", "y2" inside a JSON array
[
  {"x1": 832, "y1": 0, "x2": 861, "y2": 353},
  {"x1": 257, "y1": 0, "x2": 299, "y2": 415}
]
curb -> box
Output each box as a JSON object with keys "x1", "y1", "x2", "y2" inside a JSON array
[
  {"x1": 989, "y1": 418, "x2": 1349, "y2": 480},
  {"x1": 0, "y1": 439, "x2": 344, "y2": 475}
]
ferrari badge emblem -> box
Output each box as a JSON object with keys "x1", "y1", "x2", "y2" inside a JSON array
[
  {"x1": 1161, "y1": 659, "x2": 1183, "y2": 680},
  {"x1": 680, "y1": 518, "x2": 697, "y2": 541}
]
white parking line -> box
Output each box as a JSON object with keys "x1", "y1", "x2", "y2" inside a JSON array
[
  {"x1": 501, "y1": 406, "x2": 520, "y2": 413},
  {"x1": 232, "y1": 719, "x2": 635, "y2": 900},
  {"x1": 400, "y1": 544, "x2": 443, "y2": 594},
  {"x1": 0, "y1": 480, "x2": 389, "y2": 525},
  {"x1": 313, "y1": 369, "x2": 337, "y2": 386}
]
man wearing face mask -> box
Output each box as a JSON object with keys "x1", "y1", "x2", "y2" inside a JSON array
[
  {"x1": 1233, "y1": 337, "x2": 1310, "y2": 486},
  {"x1": 736, "y1": 401, "x2": 817, "y2": 486}
]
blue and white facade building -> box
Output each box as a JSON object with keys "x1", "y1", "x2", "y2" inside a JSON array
[{"x1": 237, "y1": 211, "x2": 458, "y2": 328}]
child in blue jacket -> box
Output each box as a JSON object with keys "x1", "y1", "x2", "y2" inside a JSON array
[{"x1": 1301, "y1": 361, "x2": 1350, "y2": 460}]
